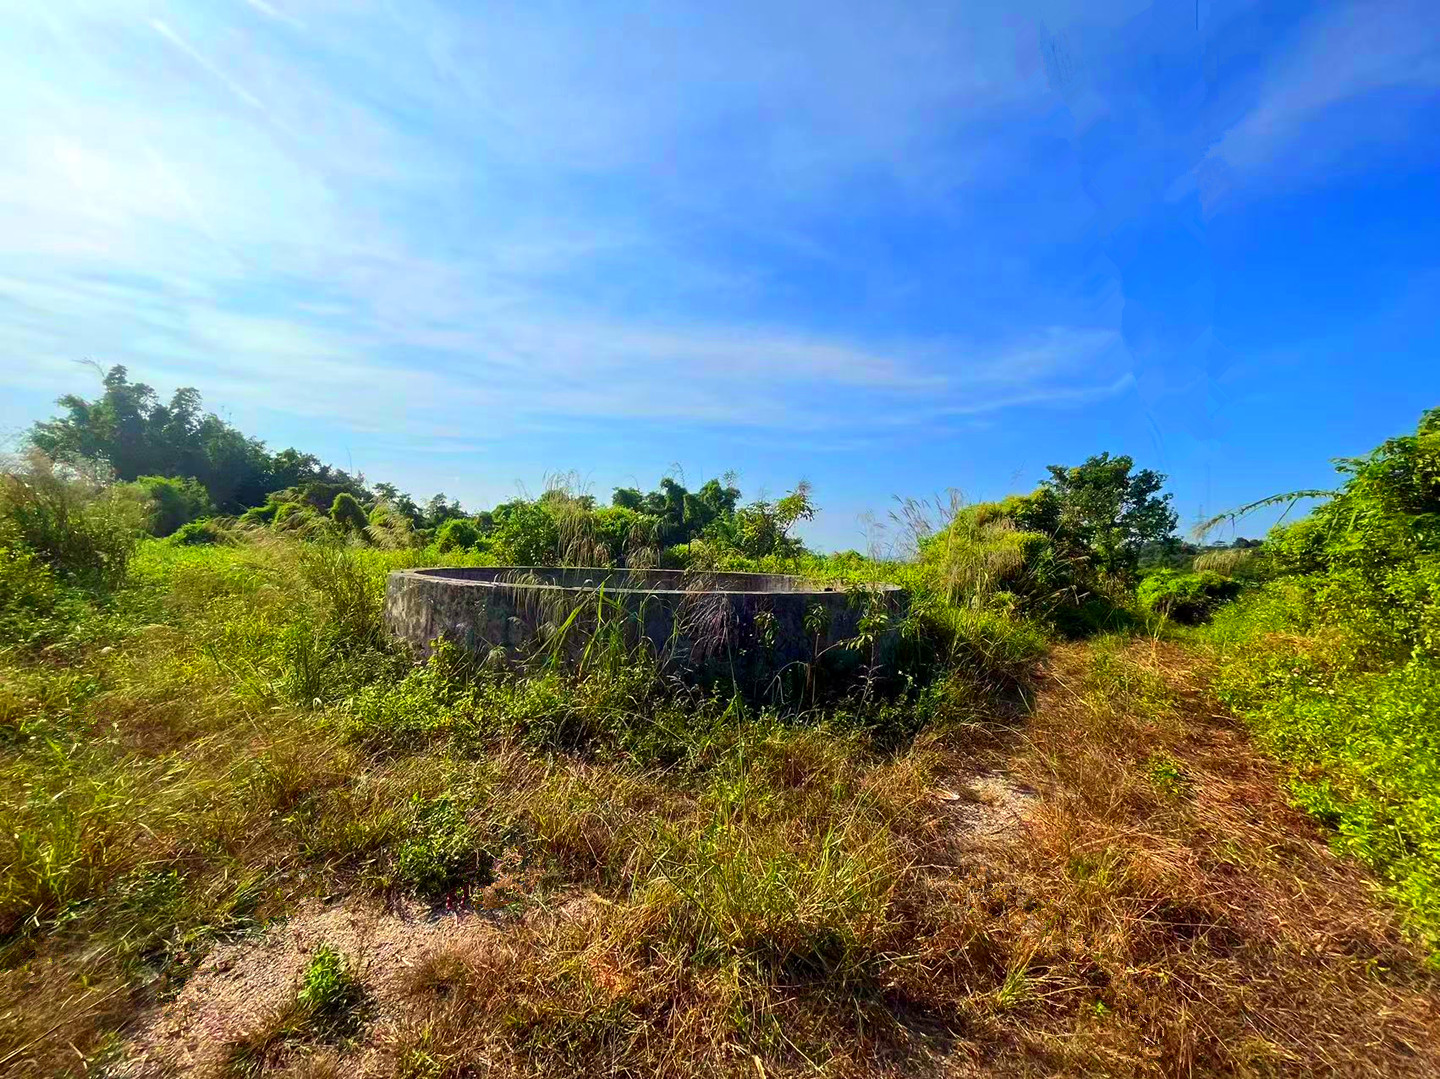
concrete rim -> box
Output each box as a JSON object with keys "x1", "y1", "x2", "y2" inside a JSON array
[{"x1": 389, "y1": 566, "x2": 902, "y2": 598}]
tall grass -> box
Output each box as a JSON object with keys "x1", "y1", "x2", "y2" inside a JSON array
[
  {"x1": 0, "y1": 452, "x2": 147, "y2": 590},
  {"x1": 0, "y1": 519, "x2": 1037, "y2": 1074}
]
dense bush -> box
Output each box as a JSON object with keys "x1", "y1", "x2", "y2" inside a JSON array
[
  {"x1": 0, "y1": 546, "x2": 66, "y2": 647},
  {"x1": 485, "y1": 500, "x2": 561, "y2": 564},
  {"x1": 168, "y1": 519, "x2": 234, "y2": 547},
  {"x1": 1208, "y1": 406, "x2": 1440, "y2": 943},
  {"x1": 330, "y1": 492, "x2": 368, "y2": 532},
  {"x1": 0, "y1": 453, "x2": 146, "y2": 589},
  {"x1": 435, "y1": 517, "x2": 480, "y2": 553},
  {"x1": 581, "y1": 505, "x2": 656, "y2": 565},
  {"x1": 1137, "y1": 570, "x2": 1241, "y2": 624},
  {"x1": 239, "y1": 501, "x2": 279, "y2": 526},
  {"x1": 919, "y1": 501, "x2": 1071, "y2": 611},
  {"x1": 124, "y1": 474, "x2": 213, "y2": 537},
  {"x1": 272, "y1": 501, "x2": 305, "y2": 527},
  {"x1": 908, "y1": 457, "x2": 1179, "y2": 633}
]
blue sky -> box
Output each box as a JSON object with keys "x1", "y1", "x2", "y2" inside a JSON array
[{"x1": 2, "y1": 0, "x2": 1438, "y2": 550}]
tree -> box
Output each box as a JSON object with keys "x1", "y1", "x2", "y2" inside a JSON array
[
  {"x1": 423, "y1": 493, "x2": 465, "y2": 529},
  {"x1": 731, "y1": 481, "x2": 815, "y2": 559},
  {"x1": 697, "y1": 476, "x2": 740, "y2": 517},
  {"x1": 1039, "y1": 453, "x2": 1177, "y2": 577},
  {"x1": 373, "y1": 482, "x2": 422, "y2": 527},
  {"x1": 611, "y1": 487, "x2": 644, "y2": 511},
  {"x1": 28, "y1": 365, "x2": 382, "y2": 514},
  {"x1": 609, "y1": 475, "x2": 745, "y2": 547}
]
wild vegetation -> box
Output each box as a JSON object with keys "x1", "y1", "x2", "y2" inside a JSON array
[
  {"x1": 1, "y1": 375, "x2": 1438, "y2": 1076},
  {"x1": 1203, "y1": 407, "x2": 1440, "y2": 948}
]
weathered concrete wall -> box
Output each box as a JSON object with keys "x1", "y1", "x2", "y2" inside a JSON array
[{"x1": 384, "y1": 567, "x2": 907, "y2": 694}]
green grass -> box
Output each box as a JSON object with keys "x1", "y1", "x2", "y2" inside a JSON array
[
  {"x1": 5, "y1": 518, "x2": 1439, "y2": 1076},
  {"x1": 0, "y1": 532, "x2": 1045, "y2": 1075},
  {"x1": 1208, "y1": 588, "x2": 1440, "y2": 948}
]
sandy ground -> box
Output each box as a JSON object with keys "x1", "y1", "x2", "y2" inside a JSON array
[{"x1": 118, "y1": 895, "x2": 518, "y2": 1077}]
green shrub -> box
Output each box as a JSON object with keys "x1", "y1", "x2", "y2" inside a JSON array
[
  {"x1": 331, "y1": 492, "x2": 368, "y2": 533},
  {"x1": 395, "y1": 794, "x2": 482, "y2": 896},
  {"x1": 726, "y1": 482, "x2": 814, "y2": 560},
  {"x1": 0, "y1": 454, "x2": 146, "y2": 589},
  {"x1": 435, "y1": 517, "x2": 480, "y2": 553},
  {"x1": 1207, "y1": 407, "x2": 1440, "y2": 946},
  {"x1": 169, "y1": 519, "x2": 234, "y2": 546},
  {"x1": 343, "y1": 658, "x2": 457, "y2": 751},
  {"x1": 490, "y1": 500, "x2": 560, "y2": 565},
  {"x1": 661, "y1": 543, "x2": 693, "y2": 569},
  {"x1": 239, "y1": 501, "x2": 279, "y2": 526},
  {"x1": 0, "y1": 546, "x2": 66, "y2": 646},
  {"x1": 1213, "y1": 626, "x2": 1440, "y2": 943},
  {"x1": 1137, "y1": 570, "x2": 1241, "y2": 624},
  {"x1": 272, "y1": 501, "x2": 338, "y2": 541},
  {"x1": 297, "y1": 944, "x2": 366, "y2": 1038},
  {"x1": 364, "y1": 502, "x2": 418, "y2": 549},
  {"x1": 587, "y1": 505, "x2": 653, "y2": 565},
  {"x1": 125, "y1": 475, "x2": 213, "y2": 537},
  {"x1": 920, "y1": 502, "x2": 1074, "y2": 614},
  {"x1": 272, "y1": 501, "x2": 309, "y2": 529}
]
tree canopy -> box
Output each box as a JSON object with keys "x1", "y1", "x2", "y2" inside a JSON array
[
  {"x1": 28, "y1": 365, "x2": 366, "y2": 513},
  {"x1": 1033, "y1": 452, "x2": 1177, "y2": 577}
]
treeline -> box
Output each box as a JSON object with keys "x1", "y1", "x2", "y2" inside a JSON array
[
  {"x1": 29, "y1": 366, "x2": 373, "y2": 514},
  {"x1": 902, "y1": 452, "x2": 1259, "y2": 634},
  {"x1": 22, "y1": 364, "x2": 818, "y2": 565},
  {"x1": 234, "y1": 470, "x2": 816, "y2": 568}
]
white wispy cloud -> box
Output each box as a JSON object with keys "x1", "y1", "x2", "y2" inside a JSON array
[
  {"x1": 242, "y1": 0, "x2": 306, "y2": 31},
  {"x1": 1210, "y1": 0, "x2": 1440, "y2": 175},
  {"x1": 0, "y1": 0, "x2": 1143, "y2": 455},
  {"x1": 149, "y1": 18, "x2": 265, "y2": 110}
]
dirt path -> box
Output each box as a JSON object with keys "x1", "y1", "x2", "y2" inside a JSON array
[{"x1": 952, "y1": 637, "x2": 1440, "y2": 1075}]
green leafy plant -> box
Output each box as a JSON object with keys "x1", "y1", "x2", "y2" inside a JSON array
[
  {"x1": 331, "y1": 491, "x2": 368, "y2": 533},
  {"x1": 169, "y1": 518, "x2": 234, "y2": 546},
  {"x1": 0, "y1": 452, "x2": 146, "y2": 589},
  {"x1": 1205, "y1": 406, "x2": 1440, "y2": 945},
  {"x1": 297, "y1": 944, "x2": 366, "y2": 1036},
  {"x1": 434, "y1": 516, "x2": 480, "y2": 553},
  {"x1": 125, "y1": 474, "x2": 214, "y2": 537},
  {"x1": 1038, "y1": 452, "x2": 1177, "y2": 579},
  {"x1": 1138, "y1": 570, "x2": 1242, "y2": 624},
  {"x1": 0, "y1": 545, "x2": 74, "y2": 647},
  {"x1": 395, "y1": 795, "x2": 481, "y2": 897},
  {"x1": 1145, "y1": 753, "x2": 1190, "y2": 797}
]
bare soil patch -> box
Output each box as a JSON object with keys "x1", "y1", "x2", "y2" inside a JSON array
[{"x1": 119, "y1": 896, "x2": 529, "y2": 1077}]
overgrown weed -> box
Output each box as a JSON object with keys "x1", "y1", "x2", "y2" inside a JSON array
[{"x1": 2, "y1": 509, "x2": 1438, "y2": 1076}]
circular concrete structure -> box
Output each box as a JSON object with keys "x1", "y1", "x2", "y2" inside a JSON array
[{"x1": 384, "y1": 566, "x2": 906, "y2": 691}]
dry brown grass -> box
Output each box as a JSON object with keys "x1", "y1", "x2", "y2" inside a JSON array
[
  {"x1": 349, "y1": 639, "x2": 1440, "y2": 1078},
  {"x1": 970, "y1": 638, "x2": 1440, "y2": 1074},
  {"x1": 6, "y1": 541, "x2": 1439, "y2": 1079}
]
